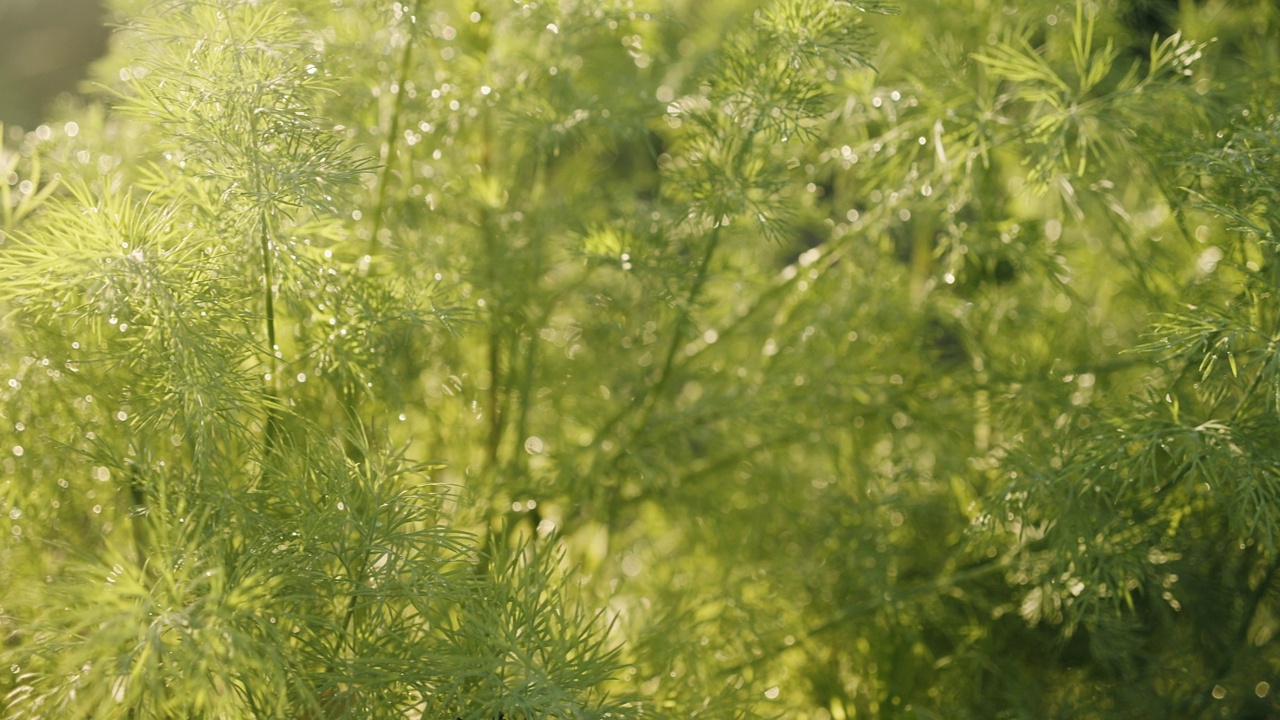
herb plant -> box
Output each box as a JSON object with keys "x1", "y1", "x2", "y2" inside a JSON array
[{"x1": 3, "y1": 0, "x2": 1280, "y2": 718}]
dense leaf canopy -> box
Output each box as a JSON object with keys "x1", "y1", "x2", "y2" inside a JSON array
[{"x1": 2, "y1": 0, "x2": 1279, "y2": 718}]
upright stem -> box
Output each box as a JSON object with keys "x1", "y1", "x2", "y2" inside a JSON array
[
  {"x1": 683, "y1": 227, "x2": 724, "y2": 346},
  {"x1": 582, "y1": 224, "x2": 723, "y2": 480},
  {"x1": 629, "y1": 224, "x2": 722, "y2": 439},
  {"x1": 127, "y1": 466, "x2": 151, "y2": 570},
  {"x1": 259, "y1": 213, "x2": 278, "y2": 362},
  {"x1": 258, "y1": 209, "x2": 284, "y2": 458},
  {"x1": 485, "y1": 314, "x2": 505, "y2": 467},
  {"x1": 512, "y1": 331, "x2": 539, "y2": 474},
  {"x1": 247, "y1": 88, "x2": 282, "y2": 459},
  {"x1": 341, "y1": 554, "x2": 368, "y2": 655},
  {"x1": 479, "y1": 105, "x2": 506, "y2": 470},
  {"x1": 369, "y1": 1, "x2": 419, "y2": 255},
  {"x1": 511, "y1": 161, "x2": 548, "y2": 473}
]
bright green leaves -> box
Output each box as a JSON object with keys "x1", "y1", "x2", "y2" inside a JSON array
[
  {"x1": 0, "y1": 179, "x2": 259, "y2": 480},
  {"x1": 974, "y1": 1, "x2": 1205, "y2": 193},
  {"x1": 664, "y1": 0, "x2": 891, "y2": 236},
  {"x1": 1183, "y1": 111, "x2": 1280, "y2": 243},
  {"x1": 0, "y1": 181, "x2": 196, "y2": 307},
  {"x1": 984, "y1": 77, "x2": 1280, "y2": 717},
  {"x1": 5, "y1": 525, "x2": 294, "y2": 719},
  {"x1": 0, "y1": 125, "x2": 61, "y2": 236},
  {"x1": 754, "y1": 0, "x2": 894, "y2": 73},
  {"x1": 11, "y1": 0, "x2": 1280, "y2": 718},
  {"x1": 431, "y1": 541, "x2": 634, "y2": 720},
  {"x1": 116, "y1": 0, "x2": 368, "y2": 218},
  {"x1": 2, "y1": 1, "x2": 628, "y2": 718}
]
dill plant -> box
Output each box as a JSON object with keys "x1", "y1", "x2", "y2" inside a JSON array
[
  {"x1": 4, "y1": 0, "x2": 1280, "y2": 718},
  {"x1": 1, "y1": 0, "x2": 893, "y2": 716},
  {"x1": 0, "y1": 1, "x2": 634, "y2": 718}
]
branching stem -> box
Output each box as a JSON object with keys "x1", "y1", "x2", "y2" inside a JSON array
[{"x1": 576, "y1": 223, "x2": 723, "y2": 500}]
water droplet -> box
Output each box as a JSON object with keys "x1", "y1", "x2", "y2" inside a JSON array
[{"x1": 11, "y1": 446, "x2": 22, "y2": 457}]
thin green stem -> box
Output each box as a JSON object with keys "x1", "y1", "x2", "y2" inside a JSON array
[
  {"x1": 511, "y1": 162, "x2": 549, "y2": 473},
  {"x1": 626, "y1": 223, "x2": 723, "y2": 447},
  {"x1": 259, "y1": 213, "x2": 278, "y2": 363},
  {"x1": 486, "y1": 314, "x2": 505, "y2": 467},
  {"x1": 245, "y1": 77, "x2": 282, "y2": 459},
  {"x1": 574, "y1": 224, "x2": 724, "y2": 507},
  {"x1": 258, "y1": 207, "x2": 283, "y2": 459},
  {"x1": 127, "y1": 465, "x2": 151, "y2": 571},
  {"x1": 478, "y1": 94, "x2": 510, "y2": 472},
  {"x1": 369, "y1": 1, "x2": 420, "y2": 255},
  {"x1": 341, "y1": 555, "x2": 368, "y2": 657}
]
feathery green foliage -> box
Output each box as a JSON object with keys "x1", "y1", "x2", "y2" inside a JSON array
[{"x1": 3, "y1": 0, "x2": 1280, "y2": 718}]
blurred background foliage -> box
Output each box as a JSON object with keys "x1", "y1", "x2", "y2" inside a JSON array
[
  {"x1": 0, "y1": 0, "x2": 110, "y2": 129},
  {"x1": 3, "y1": 0, "x2": 1280, "y2": 718}
]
